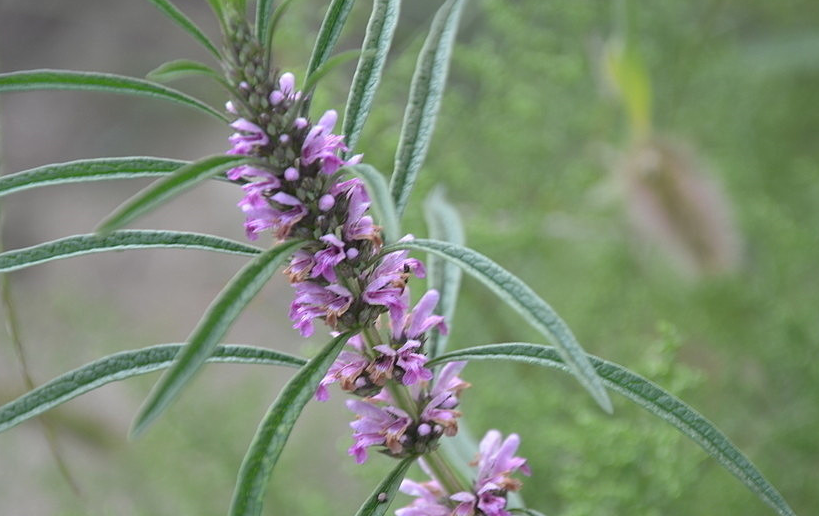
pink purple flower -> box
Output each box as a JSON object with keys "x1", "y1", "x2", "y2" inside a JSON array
[{"x1": 346, "y1": 399, "x2": 412, "y2": 464}]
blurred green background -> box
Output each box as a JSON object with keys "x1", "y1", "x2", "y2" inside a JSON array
[{"x1": 1, "y1": 0, "x2": 817, "y2": 515}]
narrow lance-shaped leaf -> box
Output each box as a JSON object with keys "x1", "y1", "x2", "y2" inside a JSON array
[
  {"x1": 264, "y1": 0, "x2": 296, "y2": 49},
  {"x1": 354, "y1": 457, "x2": 415, "y2": 516},
  {"x1": 96, "y1": 155, "x2": 252, "y2": 235},
  {"x1": 0, "y1": 231, "x2": 261, "y2": 273},
  {"x1": 302, "y1": 49, "x2": 362, "y2": 97},
  {"x1": 229, "y1": 332, "x2": 352, "y2": 516},
  {"x1": 145, "y1": 0, "x2": 222, "y2": 59},
  {"x1": 389, "y1": 0, "x2": 465, "y2": 218},
  {"x1": 0, "y1": 157, "x2": 190, "y2": 198},
  {"x1": 0, "y1": 344, "x2": 305, "y2": 434},
  {"x1": 383, "y1": 239, "x2": 612, "y2": 413},
  {"x1": 205, "y1": 0, "x2": 226, "y2": 28},
  {"x1": 256, "y1": 0, "x2": 276, "y2": 40},
  {"x1": 423, "y1": 187, "x2": 464, "y2": 359},
  {"x1": 0, "y1": 70, "x2": 226, "y2": 122},
  {"x1": 301, "y1": 0, "x2": 357, "y2": 113},
  {"x1": 343, "y1": 164, "x2": 401, "y2": 244},
  {"x1": 342, "y1": 0, "x2": 400, "y2": 157},
  {"x1": 147, "y1": 59, "x2": 229, "y2": 87},
  {"x1": 130, "y1": 239, "x2": 306, "y2": 437},
  {"x1": 430, "y1": 343, "x2": 797, "y2": 516}
]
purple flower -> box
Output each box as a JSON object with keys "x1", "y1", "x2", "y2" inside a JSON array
[
  {"x1": 289, "y1": 282, "x2": 353, "y2": 337},
  {"x1": 346, "y1": 399, "x2": 412, "y2": 464},
  {"x1": 311, "y1": 234, "x2": 347, "y2": 282},
  {"x1": 228, "y1": 118, "x2": 269, "y2": 154},
  {"x1": 396, "y1": 479, "x2": 452, "y2": 516},
  {"x1": 268, "y1": 192, "x2": 308, "y2": 239},
  {"x1": 395, "y1": 430, "x2": 531, "y2": 516},
  {"x1": 238, "y1": 188, "x2": 278, "y2": 240},
  {"x1": 390, "y1": 289, "x2": 448, "y2": 342},
  {"x1": 362, "y1": 244, "x2": 426, "y2": 318},
  {"x1": 269, "y1": 72, "x2": 300, "y2": 105},
  {"x1": 283, "y1": 250, "x2": 315, "y2": 282},
  {"x1": 301, "y1": 110, "x2": 351, "y2": 175},
  {"x1": 371, "y1": 340, "x2": 433, "y2": 386},
  {"x1": 315, "y1": 335, "x2": 370, "y2": 401},
  {"x1": 475, "y1": 430, "x2": 531, "y2": 493}
]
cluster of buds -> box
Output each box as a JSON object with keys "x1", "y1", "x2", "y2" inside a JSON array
[{"x1": 397, "y1": 431, "x2": 531, "y2": 516}]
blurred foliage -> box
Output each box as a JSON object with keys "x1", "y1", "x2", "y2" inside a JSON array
[{"x1": 359, "y1": 0, "x2": 819, "y2": 514}]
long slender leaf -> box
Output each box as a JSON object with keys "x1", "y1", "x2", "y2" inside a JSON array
[
  {"x1": 256, "y1": 0, "x2": 275, "y2": 40},
  {"x1": 423, "y1": 187, "x2": 464, "y2": 359},
  {"x1": 0, "y1": 344, "x2": 305, "y2": 434},
  {"x1": 229, "y1": 332, "x2": 351, "y2": 516},
  {"x1": 305, "y1": 0, "x2": 357, "y2": 79},
  {"x1": 389, "y1": 0, "x2": 465, "y2": 218},
  {"x1": 354, "y1": 457, "x2": 415, "y2": 516},
  {"x1": 205, "y1": 0, "x2": 226, "y2": 27},
  {"x1": 302, "y1": 49, "x2": 362, "y2": 96},
  {"x1": 0, "y1": 70, "x2": 226, "y2": 122},
  {"x1": 0, "y1": 231, "x2": 261, "y2": 273},
  {"x1": 263, "y1": 0, "x2": 297, "y2": 52},
  {"x1": 382, "y1": 239, "x2": 612, "y2": 413},
  {"x1": 302, "y1": 0, "x2": 357, "y2": 113},
  {"x1": 342, "y1": 0, "x2": 400, "y2": 157},
  {"x1": 431, "y1": 343, "x2": 797, "y2": 516},
  {"x1": 130, "y1": 239, "x2": 305, "y2": 437},
  {"x1": 145, "y1": 0, "x2": 221, "y2": 59},
  {"x1": 0, "y1": 157, "x2": 190, "y2": 198},
  {"x1": 343, "y1": 164, "x2": 401, "y2": 244},
  {"x1": 147, "y1": 59, "x2": 228, "y2": 87},
  {"x1": 96, "y1": 155, "x2": 252, "y2": 235}
]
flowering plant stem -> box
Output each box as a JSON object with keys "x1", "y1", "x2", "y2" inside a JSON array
[{"x1": 424, "y1": 448, "x2": 472, "y2": 496}]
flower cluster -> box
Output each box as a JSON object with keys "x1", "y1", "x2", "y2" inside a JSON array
[
  {"x1": 224, "y1": 63, "x2": 466, "y2": 461},
  {"x1": 397, "y1": 430, "x2": 531, "y2": 516},
  {"x1": 345, "y1": 360, "x2": 469, "y2": 463}
]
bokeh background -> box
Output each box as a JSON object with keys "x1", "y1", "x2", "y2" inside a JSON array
[{"x1": 1, "y1": 0, "x2": 818, "y2": 514}]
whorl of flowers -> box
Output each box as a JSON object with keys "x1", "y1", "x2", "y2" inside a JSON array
[
  {"x1": 222, "y1": 18, "x2": 469, "y2": 463},
  {"x1": 396, "y1": 430, "x2": 531, "y2": 516}
]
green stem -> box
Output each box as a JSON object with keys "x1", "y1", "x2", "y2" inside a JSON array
[{"x1": 424, "y1": 448, "x2": 471, "y2": 495}]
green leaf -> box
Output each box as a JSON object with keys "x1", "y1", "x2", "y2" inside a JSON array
[
  {"x1": 130, "y1": 239, "x2": 305, "y2": 437},
  {"x1": 229, "y1": 332, "x2": 351, "y2": 516},
  {"x1": 382, "y1": 239, "x2": 612, "y2": 413},
  {"x1": 354, "y1": 457, "x2": 415, "y2": 516},
  {"x1": 302, "y1": 49, "x2": 362, "y2": 96},
  {"x1": 431, "y1": 343, "x2": 797, "y2": 516},
  {"x1": 146, "y1": 59, "x2": 228, "y2": 87},
  {"x1": 256, "y1": 0, "x2": 275, "y2": 40},
  {"x1": 0, "y1": 157, "x2": 192, "y2": 198},
  {"x1": 305, "y1": 0, "x2": 357, "y2": 79},
  {"x1": 0, "y1": 231, "x2": 261, "y2": 273},
  {"x1": 302, "y1": 0, "x2": 357, "y2": 113},
  {"x1": 0, "y1": 69, "x2": 226, "y2": 122},
  {"x1": 343, "y1": 163, "x2": 401, "y2": 244},
  {"x1": 96, "y1": 155, "x2": 252, "y2": 235},
  {"x1": 204, "y1": 0, "x2": 226, "y2": 27},
  {"x1": 145, "y1": 0, "x2": 221, "y2": 59},
  {"x1": 389, "y1": 0, "x2": 465, "y2": 218},
  {"x1": 263, "y1": 0, "x2": 297, "y2": 51},
  {"x1": 423, "y1": 187, "x2": 464, "y2": 359},
  {"x1": 342, "y1": 0, "x2": 400, "y2": 157},
  {"x1": 0, "y1": 344, "x2": 305, "y2": 434}
]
